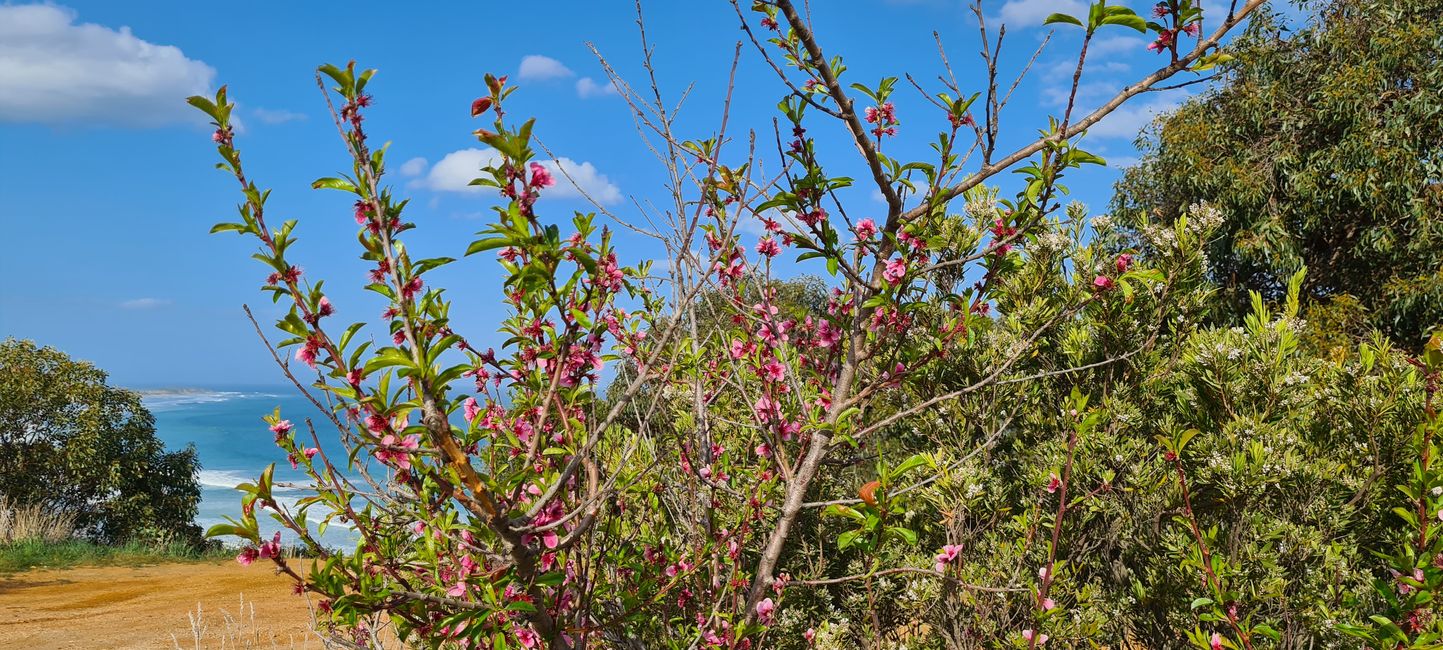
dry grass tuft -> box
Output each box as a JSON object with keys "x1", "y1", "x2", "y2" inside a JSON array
[
  {"x1": 0, "y1": 495, "x2": 75, "y2": 543},
  {"x1": 170, "y1": 593, "x2": 322, "y2": 650}
]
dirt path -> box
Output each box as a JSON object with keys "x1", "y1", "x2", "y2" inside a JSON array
[{"x1": 0, "y1": 561, "x2": 323, "y2": 649}]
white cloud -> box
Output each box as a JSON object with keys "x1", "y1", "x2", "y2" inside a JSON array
[
  {"x1": 518, "y1": 55, "x2": 574, "y2": 81},
  {"x1": 251, "y1": 107, "x2": 306, "y2": 124},
  {"x1": 120, "y1": 298, "x2": 171, "y2": 310},
  {"x1": 575, "y1": 77, "x2": 617, "y2": 99},
  {"x1": 397, "y1": 156, "x2": 428, "y2": 178},
  {"x1": 997, "y1": 0, "x2": 1087, "y2": 28},
  {"x1": 0, "y1": 4, "x2": 216, "y2": 126},
  {"x1": 1089, "y1": 34, "x2": 1150, "y2": 58},
  {"x1": 413, "y1": 148, "x2": 502, "y2": 193},
  {"x1": 546, "y1": 157, "x2": 623, "y2": 204},
  {"x1": 1084, "y1": 93, "x2": 1188, "y2": 139},
  {"x1": 414, "y1": 148, "x2": 622, "y2": 205}
]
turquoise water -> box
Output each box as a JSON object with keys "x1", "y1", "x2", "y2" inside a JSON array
[{"x1": 144, "y1": 388, "x2": 360, "y2": 548}]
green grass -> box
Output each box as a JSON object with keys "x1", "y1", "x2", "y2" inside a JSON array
[{"x1": 0, "y1": 538, "x2": 232, "y2": 573}]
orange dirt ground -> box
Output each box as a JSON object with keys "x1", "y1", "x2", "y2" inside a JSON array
[{"x1": 0, "y1": 561, "x2": 323, "y2": 649}]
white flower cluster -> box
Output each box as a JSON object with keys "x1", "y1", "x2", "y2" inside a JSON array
[
  {"x1": 1142, "y1": 224, "x2": 1179, "y2": 250},
  {"x1": 1187, "y1": 201, "x2": 1225, "y2": 234},
  {"x1": 1034, "y1": 231, "x2": 1072, "y2": 255},
  {"x1": 1282, "y1": 371, "x2": 1311, "y2": 387},
  {"x1": 1090, "y1": 214, "x2": 1114, "y2": 232},
  {"x1": 966, "y1": 198, "x2": 998, "y2": 222}
]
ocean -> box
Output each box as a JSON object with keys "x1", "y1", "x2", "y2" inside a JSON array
[{"x1": 143, "y1": 387, "x2": 361, "y2": 548}]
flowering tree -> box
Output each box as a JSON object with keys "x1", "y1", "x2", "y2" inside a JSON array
[{"x1": 190, "y1": 1, "x2": 1274, "y2": 648}]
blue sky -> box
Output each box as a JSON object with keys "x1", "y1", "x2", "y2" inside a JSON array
[{"x1": 0, "y1": 0, "x2": 1249, "y2": 387}]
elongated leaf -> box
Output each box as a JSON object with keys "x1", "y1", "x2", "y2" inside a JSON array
[
  {"x1": 1044, "y1": 13, "x2": 1084, "y2": 27},
  {"x1": 311, "y1": 177, "x2": 358, "y2": 193},
  {"x1": 1101, "y1": 14, "x2": 1148, "y2": 32}
]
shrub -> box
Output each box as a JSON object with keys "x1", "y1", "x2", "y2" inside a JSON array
[
  {"x1": 190, "y1": 1, "x2": 1428, "y2": 648},
  {"x1": 0, "y1": 339, "x2": 203, "y2": 546},
  {"x1": 1110, "y1": 0, "x2": 1443, "y2": 346}
]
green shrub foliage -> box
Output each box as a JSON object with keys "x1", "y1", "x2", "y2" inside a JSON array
[
  {"x1": 0, "y1": 339, "x2": 203, "y2": 546},
  {"x1": 184, "y1": 0, "x2": 1443, "y2": 648},
  {"x1": 1111, "y1": 0, "x2": 1443, "y2": 346}
]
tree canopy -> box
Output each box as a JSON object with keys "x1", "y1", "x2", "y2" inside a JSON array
[
  {"x1": 1111, "y1": 0, "x2": 1443, "y2": 347},
  {"x1": 0, "y1": 338, "x2": 202, "y2": 545}
]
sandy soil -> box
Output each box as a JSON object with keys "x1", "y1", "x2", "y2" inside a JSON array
[{"x1": 0, "y1": 561, "x2": 324, "y2": 649}]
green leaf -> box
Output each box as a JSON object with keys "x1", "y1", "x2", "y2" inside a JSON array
[
  {"x1": 1044, "y1": 13, "x2": 1084, "y2": 27},
  {"x1": 822, "y1": 504, "x2": 866, "y2": 522},
  {"x1": 892, "y1": 453, "x2": 934, "y2": 477},
  {"x1": 187, "y1": 96, "x2": 221, "y2": 122},
  {"x1": 884, "y1": 526, "x2": 918, "y2": 545},
  {"x1": 1100, "y1": 14, "x2": 1148, "y2": 32},
  {"x1": 311, "y1": 177, "x2": 358, "y2": 193},
  {"x1": 466, "y1": 237, "x2": 512, "y2": 256},
  {"x1": 205, "y1": 523, "x2": 242, "y2": 538}
]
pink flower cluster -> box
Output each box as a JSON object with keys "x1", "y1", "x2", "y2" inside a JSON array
[
  {"x1": 864, "y1": 102, "x2": 898, "y2": 138},
  {"x1": 236, "y1": 532, "x2": 282, "y2": 567},
  {"x1": 373, "y1": 433, "x2": 420, "y2": 470}
]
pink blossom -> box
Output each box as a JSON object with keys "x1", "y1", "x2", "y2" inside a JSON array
[
  {"x1": 1148, "y1": 29, "x2": 1175, "y2": 53},
  {"x1": 1152, "y1": 3, "x2": 1169, "y2": 18},
  {"x1": 760, "y1": 360, "x2": 786, "y2": 382},
  {"x1": 756, "y1": 236, "x2": 782, "y2": 258},
  {"x1": 235, "y1": 546, "x2": 259, "y2": 566},
  {"x1": 463, "y1": 397, "x2": 480, "y2": 423},
  {"x1": 1045, "y1": 473, "x2": 1061, "y2": 494},
  {"x1": 529, "y1": 162, "x2": 555, "y2": 188},
  {"x1": 1210, "y1": 633, "x2": 1223, "y2": 650},
  {"x1": 402, "y1": 276, "x2": 424, "y2": 301},
  {"x1": 799, "y1": 208, "x2": 826, "y2": 227},
  {"x1": 865, "y1": 103, "x2": 896, "y2": 125},
  {"x1": 303, "y1": 447, "x2": 318, "y2": 460},
  {"x1": 753, "y1": 395, "x2": 780, "y2": 421},
  {"x1": 1181, "y1": 22, "x2": 1201, "y2": 37},
  {"x1": 855, "y1": 218, "x2": 877, "y2": 241},
  {"x1": 730, "y1": 339, "x2": 750, "y2": 360},
  {"x1": 316, "y1": 296, "x2": 334, "y2": 318},
  {"x1": 1093, "y1": 275, "x2": 1115, "y2": 291},
  {"x1": 804, "y1": 628, "x2": 816, "y2": 644},
  {"x1": 755, "y1": 597, "x2": 776, "y2": 624},
  {"x1": 1115, "y1": 253, "x2": 1134, "y2": 274},
  {"x1": 515, "y1": 627, "x2": 540, "y2": 649},
  {"x1": 447, "y1": 581, "x2": 466, "y2": 598},
  {"x1": 258, "y1": 532, "x2": 281, "y2": 560},
  {"x1": 883, "y1": 257, "x2": 907, "y2": 284},
  {"x1": 755, "y1": 443, "x2": 773, "y2": 458},
  {"x1": 1022, "y1": 630, "x2": 1049, "y2": 645},
  {"x1": 269, "y1": 420, "x2": 294, "y2": 437},
  {"x1": 375, "y1": 434, "x2": 420, "y2": 470},
  {"x1": 934, "y1": 544, "x2": 963, "y2": 572},
  {"x1": 1041, "y1": 597, "x2": 1056, "y2": 611},
  {"x1": 295, "y1": 342, "x2": 318, "y2": 368}
]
